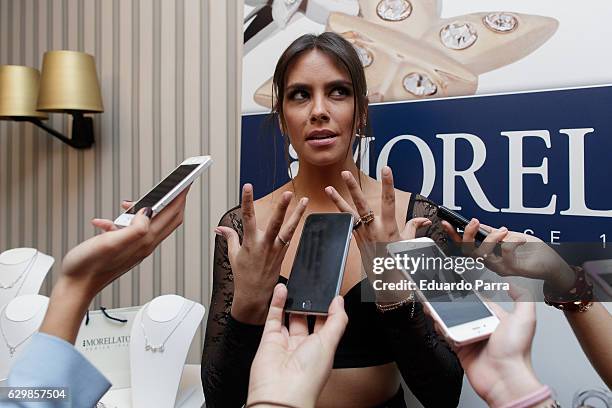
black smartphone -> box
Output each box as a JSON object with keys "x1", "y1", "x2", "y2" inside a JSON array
[
  {"x1": 437, "y1": 206, "x2": 489, "y2": 242},
  {"x1": 285, "y1": 213, "x2": 354, "y2": 315}
]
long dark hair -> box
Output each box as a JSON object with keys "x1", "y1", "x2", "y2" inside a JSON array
[{"x1": 270, "y1": 32, "x2": 371, "y2": 183}]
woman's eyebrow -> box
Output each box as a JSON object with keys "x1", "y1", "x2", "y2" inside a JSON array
[
  {"x1": 326, "y1": 80, "x2": 353, "y2": 88},
  {"x1": 286, "y1": 82, "x2": 311, "y2": 92}
]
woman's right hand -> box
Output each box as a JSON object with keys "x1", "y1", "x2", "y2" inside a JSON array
[{"x1": 216, "y1": 184, "x2": 309, "y2": 324}]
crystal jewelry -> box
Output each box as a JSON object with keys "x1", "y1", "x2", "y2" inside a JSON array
[
  {"x1": 353, "y1": 210, "x2": 374, "y2": 230},
  {"x1": 483, "y1": 12, "x2": 519, "y2": 34},
  {"x1": 440, "y1": 22, "x2": 478, "y2": 50},
  {"x1": 140, "y1": 301, "x2": 196, "y2": 353},
  {"x1": 0, "y1": 304, "x2": 39, "y2": 357},
  {"x1": 354, "y1": 43, "x2": 374, "y2": 68},
  {"x1": 0, "y1": 250, "x2": 38, "y2": 290},
  {"x1": 403, "y1": 73, "x2": 437, "y2": 96},
  {"x1": 276, "y1": 234, "x2": 289, "y2": 246},
  {"x1": 376, "y1": 0, "x2": 412, "y2": 22}
]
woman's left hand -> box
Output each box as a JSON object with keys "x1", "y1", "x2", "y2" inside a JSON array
[{"x1": 325, "y1": 167, "x2": 431, "y2": 274}]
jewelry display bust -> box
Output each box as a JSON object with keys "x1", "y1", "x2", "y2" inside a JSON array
[
  {"x1": 0, "y1": 248, "x2": 53, "y2": 311},
  {"x1": 0, "y1": 295, "x2": 49, "y2": 380},
  {"x1": 129, "y1": 295, "x2": 204, "y2": 408}
]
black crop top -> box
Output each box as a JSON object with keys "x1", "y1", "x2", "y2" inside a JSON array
[{"x1": 201, "y1": 194, "x2": 463, "y2": 407}]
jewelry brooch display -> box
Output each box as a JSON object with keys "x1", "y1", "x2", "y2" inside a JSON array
[{"x1": 252, "y1": 0, "x2": 558, "y2": 107}]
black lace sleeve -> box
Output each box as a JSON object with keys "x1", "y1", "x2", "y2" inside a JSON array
[
  {"x1": 201, "y1": 207, "x2": 264, "y2": 408},
  {"x1": 378, "y1": 194, "x2": 463, "y2": 407}
]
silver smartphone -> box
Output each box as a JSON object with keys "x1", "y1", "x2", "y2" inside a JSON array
[
  {"x1": 387, "y1": 238, "x2": 499, "y2": 346},
  {"x1": 285, "y1": 213, "x2": 353, "y2": 315},
  {"x1": 113, "y1": 156, "x2": 212, "y2": 227}
]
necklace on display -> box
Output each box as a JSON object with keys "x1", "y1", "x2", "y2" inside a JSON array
[
  {"x1": 0, "y1": 305, "x2": 39, "y2": 357},
  {"x1": 0, "y1": 250, "x2": 38, "y2": 290},
  {"x1": 140, "y1": 301, "x2": 195, "y2": 353}
]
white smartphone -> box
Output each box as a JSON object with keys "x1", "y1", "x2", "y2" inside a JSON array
[
  {"x1": 583, "y1": 259, "x2": 612, "y2": 298},
  {"x1": 386, "y1": 238, "x2": 499, "y2": 346},
  {"x1": 113, "y1": 156, "x2": 212, "y2": 228}
]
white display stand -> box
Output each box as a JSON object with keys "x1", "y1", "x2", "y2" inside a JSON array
[
  {"x1": 0, "y1": 295, "x2": 49, "y2": 380},
  {"x1": 0, "y1": 248, "x2": 53, "y2": 311},
  {"x1": 129, "y1": 295, "x2": 205, "y2": 408},
  {"x1": 97, "y1": 364, "x2": 205, "y2": 408}
]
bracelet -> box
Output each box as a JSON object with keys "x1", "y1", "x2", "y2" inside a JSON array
[
  {"x1": 498, "y1": 385, "x2": 552, "y2": 408},
  {"x1": 544, "y1": 266, "x2": 594, "y2": 313},
  {"x1": 376, "y1": 292, "x2": 415, "y2": 318},
  {"x1": 245, "y1": 401, "x2": 300, "y2": 408}
]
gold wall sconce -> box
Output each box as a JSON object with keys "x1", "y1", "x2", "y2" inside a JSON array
[{"x1": 0, "y1": 50, "x2": 103, "y2": 149}]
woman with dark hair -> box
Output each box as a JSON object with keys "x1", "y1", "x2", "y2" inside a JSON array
[{"x1": 201, "y1": 32, "x2": 463, "y2": 407}]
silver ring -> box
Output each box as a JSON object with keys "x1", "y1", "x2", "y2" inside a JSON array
[{"x1": 277, "y1": 234, "x2": 289, "y2": 246}]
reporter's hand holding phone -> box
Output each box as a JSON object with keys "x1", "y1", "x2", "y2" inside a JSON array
[
  {"x1": 442, "y1": 219, "x2": 576, "y2": 292},
  {"x1": 40, "y1": 189, "x2": 190, "y2": 345},
  {"x1": 215, "y1": 184, "x2": 309, "y2": 324},
  {"x1": 444, "y1": 286, "x2": 553, "y2": 408},
  {"x1": 247, "y1": 284, "x2": 348, "y2": 408}
]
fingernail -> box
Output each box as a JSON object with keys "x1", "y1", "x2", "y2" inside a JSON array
[
  {"x1": 214, "y1": 227, "x2": 223, "y2": 236},
  {"x1": 325, "y1": 186, "x2": 332, "y2": 194},
  {"x1": 337, "y1": 296, "x2": 344, "y2": 307},
  {"x1": 499, "y1": 226, "x2": 508, "y2": 232},
  {"x1": 144, "y1": 207, "x2": 153, "y2": 218},
  {"x1": 341, "y1": 172, "x2": 350, "y2": 180},
  {"x1": 382, "y1": 166, "x2": 390, "y2": 176},
  {"x1": 301, "y1": 197, "x2": 309, "y2": 205},
  {"x1": 468, "y1": 218, "x2": 476, "y2": 225},
  {"x1": 122, "y1": 199, "x2": 131, "y2": 203}
]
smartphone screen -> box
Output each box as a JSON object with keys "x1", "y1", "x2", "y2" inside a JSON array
[
  {"x1": 398, "y1": 245, "x2": 493, "y2": 328},
  {"x1": 125, "y1": 164, "x2": 198, "y2": 214},
  {"x1": 286, "y1": 213, "x2": 353, "y2": 315}
]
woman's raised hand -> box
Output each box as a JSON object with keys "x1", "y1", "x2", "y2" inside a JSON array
[
  {"x1": 216, "y1": 184, "x2": 309, "y2": 324},
  {"x1": 325, "y1": 167, "x2": 431, "y2": 275}
]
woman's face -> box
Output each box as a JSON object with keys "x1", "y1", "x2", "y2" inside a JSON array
[{"x1": 281, "y1": 49, "x2": 357, "y2": 167}]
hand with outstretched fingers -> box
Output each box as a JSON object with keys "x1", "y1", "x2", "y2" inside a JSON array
[{"x1": 215, "y1": 184, "x2": 309, "y2": 324}]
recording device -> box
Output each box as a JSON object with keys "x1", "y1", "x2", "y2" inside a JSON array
[
  {"x1": 113, "y1": 156, "x2": 212, "y2": 228},
  {"x1": 387, "y1": 238, "x2": 499, "y2": 346},
  {"x1": 583, "y1": 259, "x2": 612, "y2": 298},
  {"x1": 285, "y1": 213, "x2": 353, "y2": 315},
  {"x1": 437, "y1": 205, "x2": 489, "y2": 242}
]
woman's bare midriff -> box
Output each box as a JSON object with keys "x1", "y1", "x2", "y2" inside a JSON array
[{"x1": 316, "y1": 363, "x2": 401, "y2": 408}]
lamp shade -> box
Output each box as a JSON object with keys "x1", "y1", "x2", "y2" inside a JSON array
[
  {"x1": 0, "y1": 65, "x2": 48, "y2": 119},
  {"x1": 37, "y1": 50, "x2": 104, "y2": 113}
]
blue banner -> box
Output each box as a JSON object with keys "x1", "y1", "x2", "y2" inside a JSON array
[{"x1": 241, "y1": 85, "x2": 612, "y2": 243}]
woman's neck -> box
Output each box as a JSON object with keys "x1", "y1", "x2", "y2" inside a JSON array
[{"x1": 291, "y1": 157, "x2": 363, "y2": 205}]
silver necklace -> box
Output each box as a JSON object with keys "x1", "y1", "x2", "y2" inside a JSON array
[
  {"x1": 0, "y1": 250, "x2": 38, "y2": 290},
  {"x1": 0, "y1": 304, "x2": 40, "y2": 357},
  {"x1": 140, "y1": 301, "x2": 195, "y2": 353}
]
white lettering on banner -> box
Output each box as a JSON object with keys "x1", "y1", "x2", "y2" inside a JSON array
[
  {"x1": 375, "y1": 127, "x2": 610, "y2": 218},
  {"x1": 435, "y1": 133, "x2": 498, "y2": 212},
  {"x1": 500, "y1": 130, "x2": 556, "y2": 215},
  {"x1": 560, "y1": 128, "x2": 612, "y2": 217},
  {"x1": 376, "y1": 135, "x2": 436, "y2": 197},
  {"x1": 551, "y1": 230, "x2": 561, "y2": 244}
]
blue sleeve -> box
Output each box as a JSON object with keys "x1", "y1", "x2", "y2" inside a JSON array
[{"x1": 5, "y1": 332, "x2": 111, "y2": 408}]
